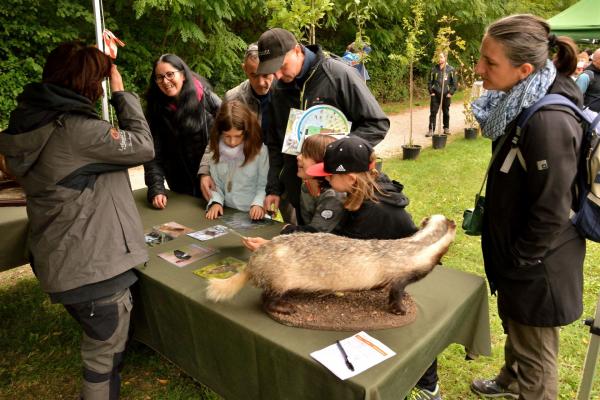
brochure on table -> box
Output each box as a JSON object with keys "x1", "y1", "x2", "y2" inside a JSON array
[
  {"x1": 310, "y1": 331, "x2": 396, "y2": 380},
  {"x1": 282, "y1": 104, "x2": 351, "y2": 155}
]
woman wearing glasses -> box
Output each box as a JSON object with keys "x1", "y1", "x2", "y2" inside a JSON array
[{"x1": 144, "y1": 54, "x2": 221, "y2": 209}]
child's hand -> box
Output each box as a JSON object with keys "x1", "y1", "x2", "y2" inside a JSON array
[
  {"x1": 200, "y1": 175, "x2": 215, "y2": 201},
  {"x1": 242, "y1": 236, "x2": 269, "y2": 252},
  {"x1": 249, "y1": 205, "x2": 265, "y2": 220},
  {"x1": 206, "y1": 204, "x2": 223, "y2": 220}
]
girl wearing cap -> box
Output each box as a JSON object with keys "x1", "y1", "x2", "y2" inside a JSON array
[
  {"x1": 144, "y1": 53, "x2": 221, "y2": 209},
  {"x1": 205, "y1": 100, "x2": 268, "y2": 220},
  {"x1": 242, "y1": 133, "x2": 346, "y2": 251},
  {"x1": 306, "y1": 136, "x2": 417, "y2": 239},
  {"x1": 305, "y1": 136, "x2": 441, "y2": 399}
]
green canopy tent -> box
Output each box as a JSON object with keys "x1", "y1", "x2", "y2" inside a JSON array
[{"x1": 549, "y1": 0, "x2": 600, "y2": 42}]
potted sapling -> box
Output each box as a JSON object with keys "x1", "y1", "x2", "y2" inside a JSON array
[{"x1": 390, "y1": 0, "x2": 425, "y2": 160}]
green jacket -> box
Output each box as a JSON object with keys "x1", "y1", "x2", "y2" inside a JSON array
[{"x1": 0, "y1": 91, "x2": 154, "y2": 294}]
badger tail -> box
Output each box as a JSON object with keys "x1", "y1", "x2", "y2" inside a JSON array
[{"x1": 206, "y1": 270, "x2": 250, "y2": 302}]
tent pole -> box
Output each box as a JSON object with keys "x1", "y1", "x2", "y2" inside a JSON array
[{"x1": 92, "y1": 0, "x2": 109, "y2": 121}]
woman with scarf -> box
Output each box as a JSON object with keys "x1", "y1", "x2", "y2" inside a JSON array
[
  {"x1": 144, "y1": 54, "x2": 221, "y2": 209},
  {"x1": 469, "y1": 15, "x2": 585, "y2": 399}
]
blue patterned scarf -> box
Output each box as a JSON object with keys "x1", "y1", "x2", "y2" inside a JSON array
[{"x1": 471, "y1": 59, "x2": 557, "y2": 141}]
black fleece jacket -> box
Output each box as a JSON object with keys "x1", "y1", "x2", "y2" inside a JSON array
[{"x1": 334, "y1": 173, "x2": 417, "y2": 240}]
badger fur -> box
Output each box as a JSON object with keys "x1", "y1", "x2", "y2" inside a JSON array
[{"x1": 206, "y1": 214, "x2": 456, "y2": 315}]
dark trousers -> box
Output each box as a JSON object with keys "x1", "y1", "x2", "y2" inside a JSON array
[
  {"x1": 417, "y1": 359, "x2": 438, "y2": 391},
  {"x1": 429, "y1": 94, "x2": 451, "y2": 131}
]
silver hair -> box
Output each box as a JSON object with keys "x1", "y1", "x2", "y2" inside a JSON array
[{"x1": 244, "y1": 42, "x2": 259, "y2": 62}]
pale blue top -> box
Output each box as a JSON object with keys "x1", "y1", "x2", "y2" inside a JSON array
[{"x1": 208, "y1": 145, "x2": 269, "y2": 212}]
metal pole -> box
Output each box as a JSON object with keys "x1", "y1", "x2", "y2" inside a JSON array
[
  {"x1": 92, "y1": 0, "x2": 109, "y2": 121},
  {"x1": 577, "y1": 293, "x2": 600, "y2": 399}
]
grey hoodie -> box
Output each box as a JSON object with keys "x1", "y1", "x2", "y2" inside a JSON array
[{"x1": 0, "y1": 87, "x2": 154, "y2": 299}]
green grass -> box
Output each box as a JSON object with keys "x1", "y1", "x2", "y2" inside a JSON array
[{"x1": 1, "y1": 137, "x2": 599, "y2": 399}]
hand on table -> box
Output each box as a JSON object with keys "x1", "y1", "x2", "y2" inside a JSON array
[
  {"x1": 206, "y1": 203, "x2": 223, "y2": 220},
  {"x1": 152, "y1": 194, "x2": 168, "y2": 209},
  {"x1": 249, "y1": 205, "x2": 265, "y2": 220}
]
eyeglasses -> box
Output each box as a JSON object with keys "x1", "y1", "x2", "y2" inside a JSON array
[{"x1": 155, "y1": 70, "x2": 180, "y2": 83}]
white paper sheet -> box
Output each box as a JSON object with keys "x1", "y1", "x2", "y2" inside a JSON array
[{"x1": 310, "y1": 331, "x2": 396, "y2": 380}]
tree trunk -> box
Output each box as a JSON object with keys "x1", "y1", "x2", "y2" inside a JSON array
[
  {"x1": 409, "y1": 61, "x2": 413, "y2": 146},
  {"x1": 436, "y1": 63, "x2": 446, "y2": 135}
]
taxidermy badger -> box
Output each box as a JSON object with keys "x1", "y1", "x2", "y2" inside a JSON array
[{"x1": 207, "y1": 215, "x2": 456, "y2": 315}]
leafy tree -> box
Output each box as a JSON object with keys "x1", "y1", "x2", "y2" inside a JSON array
[
  {"x1": 389, "y1": 0, "x2": 425, "y2": 146},
  {"x1": 0, "y1": 0, "x2": 97, "y2": 127},
  {"x1": 0, "y1": 0, "x2": 583, "y2": 129},
  {"x1": 504, "y1": 0, "x2": 578, "y2": 19},
  {"x1": 131, "y1": 0, "x2": 254, "y2": 91},
  {"x1": 345, "y1": 0, "x2": 375, "y2": 57},
  {"x1": 265, "y1": 0, "x2": 336, "y2": 44}
]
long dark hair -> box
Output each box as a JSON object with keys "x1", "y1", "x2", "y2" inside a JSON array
[
  {"x1": 209, "y1": 101, "x2": 263, "y2": 166},
  {"x1": 145, "y1": 53, "x2": 207, "y2": 135},
  {"x1": 42, "y1": 41, "x2": 112, "y2": 102}
]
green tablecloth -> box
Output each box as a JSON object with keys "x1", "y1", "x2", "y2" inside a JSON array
[
  {"x1": 0, "y1": 205, "x2": 28, "y2": 270},
  {"x1": 132, "y1": 190, "x2": 491, "y2": 400}
]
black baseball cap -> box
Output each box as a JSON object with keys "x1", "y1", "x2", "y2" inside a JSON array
[
  {"x1": 257, "y1": 28, "x2": 297, "y2": 75},
  {"x1": 306, "y1": 137, "x2": 374, "y2": 177}
]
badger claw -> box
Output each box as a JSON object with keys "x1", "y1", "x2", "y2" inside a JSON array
[
  {"x1": 389, "y1": 301, "x2": 407, "y2": 315},
  {"x1": 263, "y1": 294, "x2": 297, "y2": 315}
]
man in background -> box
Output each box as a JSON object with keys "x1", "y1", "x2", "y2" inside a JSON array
[
  {"x1": 575, "y1": 48, "x2": 600, "y2": 111},
  {"x1": 427, "y1": 52, "x2": 456, "y2": 136}
]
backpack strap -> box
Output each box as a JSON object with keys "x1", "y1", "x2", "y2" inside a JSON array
[
  {"x1": 503, "y1": 94, "x2": 592, "y2": 173},
  {"x1": 516, "y1": 94, "x2": 584, "y2": 130}
]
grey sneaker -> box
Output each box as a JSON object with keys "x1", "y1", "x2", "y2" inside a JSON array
[
  {"x1": 426, "y1": 129, "x2": 433, "y2": 137},
  {"x1": 406, "y1": 384, "x2": 441, "y2": 400},
  {"x1": 443, "y1": 128, "x2": 450, "y2": 135},
  {"x1": 470, "y1": 379, "x2": 518, "y2": 399}
]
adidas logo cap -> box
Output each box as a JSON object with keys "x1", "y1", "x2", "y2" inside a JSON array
[{"x1": 305, "y1": 136, "x2": 374, "y2": 177}]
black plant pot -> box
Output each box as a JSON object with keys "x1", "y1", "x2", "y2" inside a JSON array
[
  {"x1": 402, "y1": 145, "x2": 421, "y2": 160},
  {"x1": 432, "y1": 134, "x2": 447, "y2": 149},
  {"x1": 464, "y1": 128, "x2": 478, "y2": 140}
]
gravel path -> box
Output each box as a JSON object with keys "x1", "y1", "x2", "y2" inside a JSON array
[{"x1": 374, "y1": 101, "x2": 466, "y2": 158}]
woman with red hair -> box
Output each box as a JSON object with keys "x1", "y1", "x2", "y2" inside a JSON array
[{"x1": 0, "y1": 41, "x2": 154, "y2": 399}]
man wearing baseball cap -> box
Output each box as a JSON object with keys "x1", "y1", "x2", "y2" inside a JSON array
[{"x1": 257, "y1": 28, "x2": 389, "y2": 225}]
